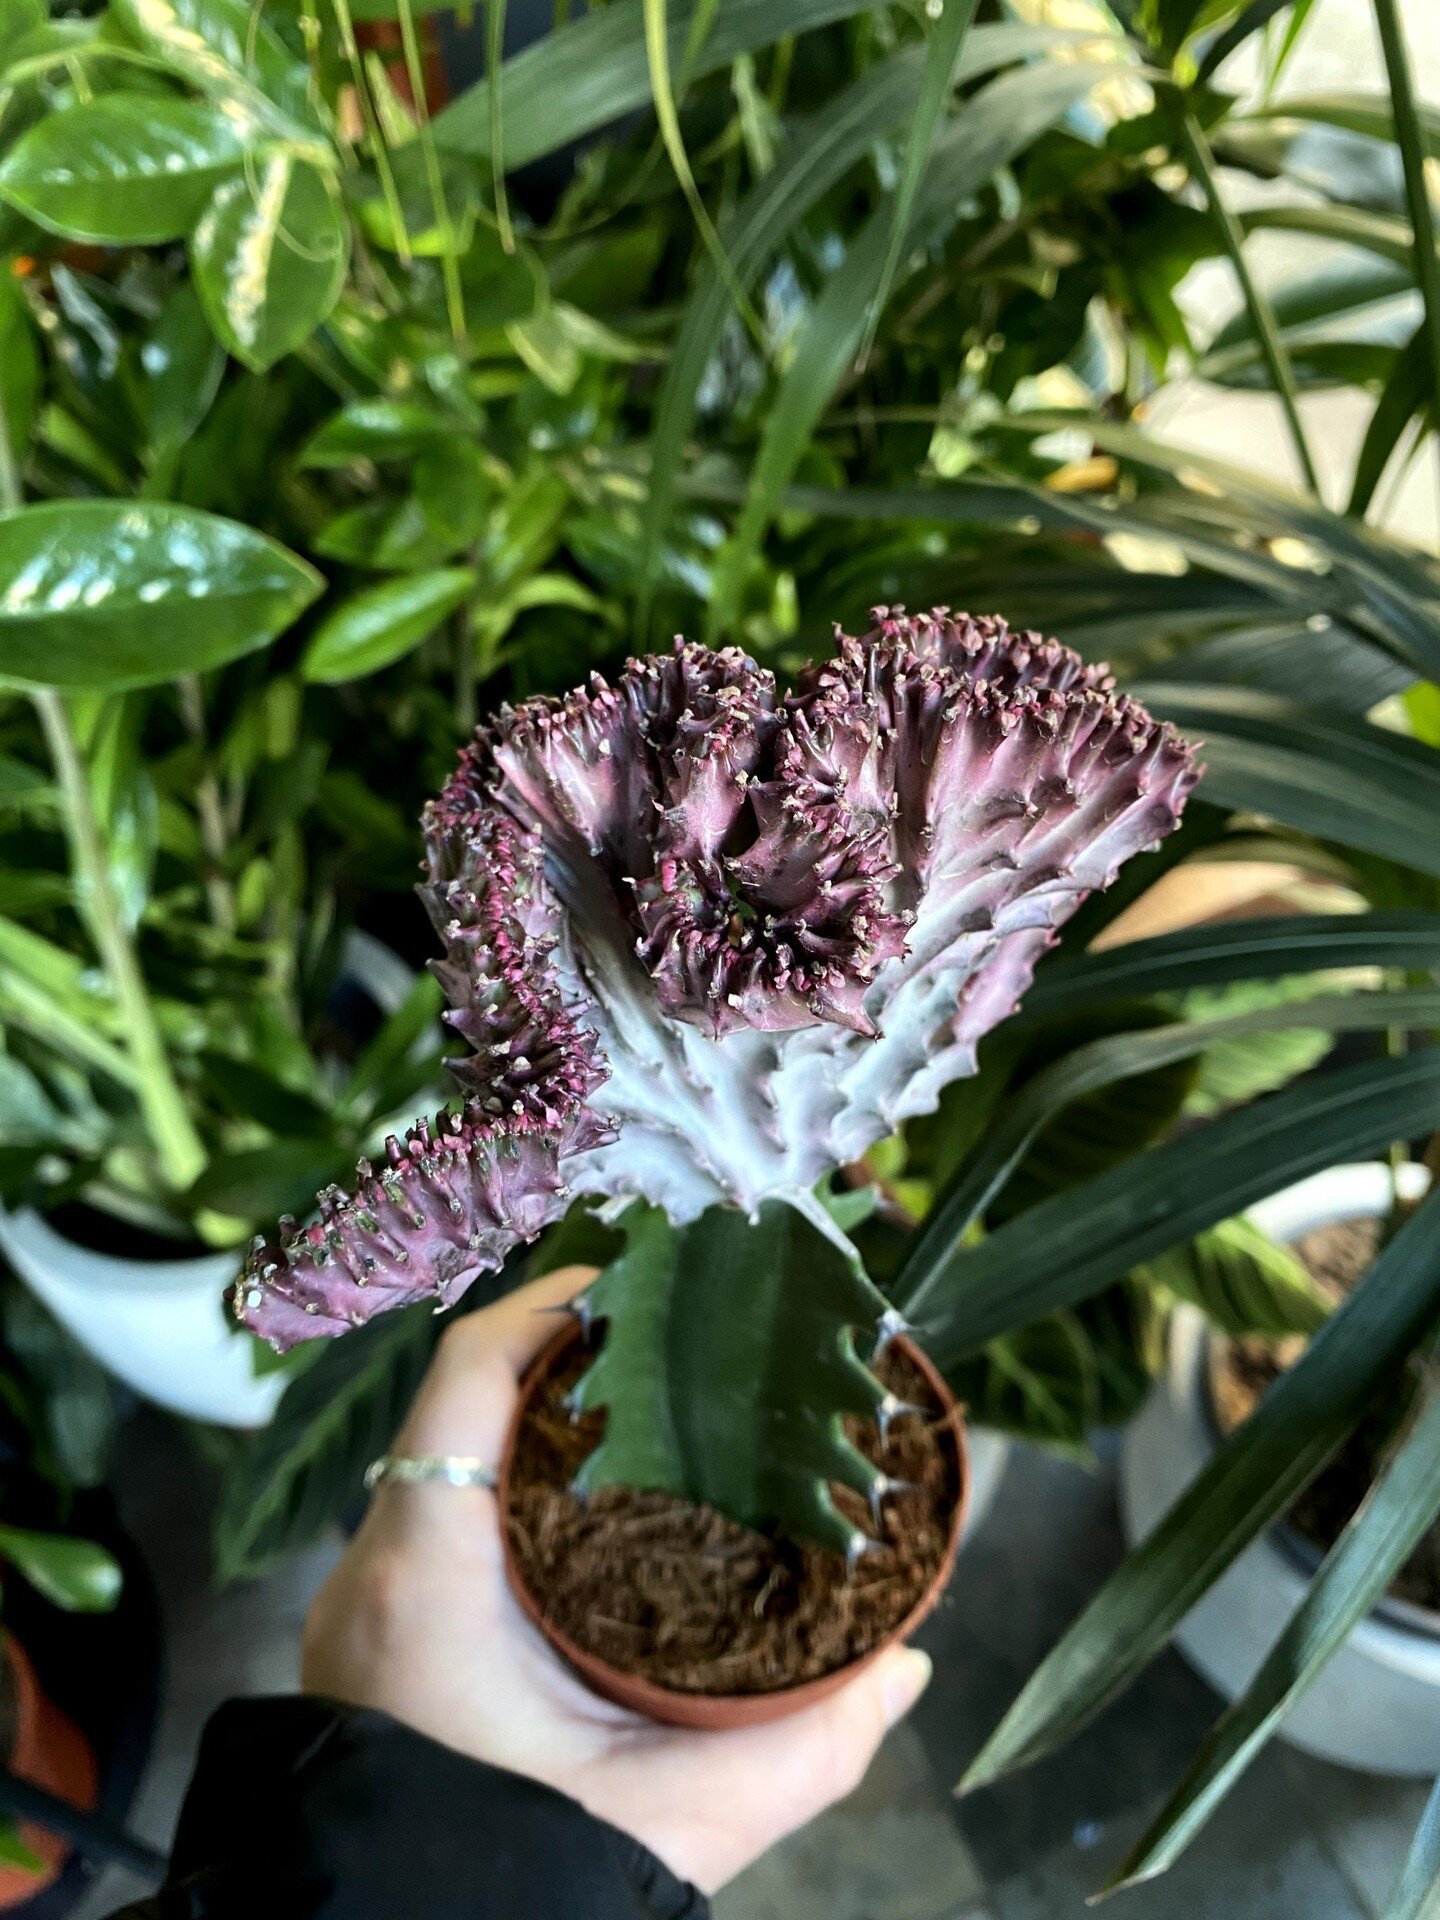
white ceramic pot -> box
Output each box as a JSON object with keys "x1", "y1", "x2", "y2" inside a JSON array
[
  {"x1": 0, "y1": 933, "x2": 419, "y2": 1430},
  {"x1": 962, "y1": 1427, "x2": 1010, "y2": 1542},
  {"x1": 1121, "y1": 1160, "x2": 1440, "y2": 1776}
]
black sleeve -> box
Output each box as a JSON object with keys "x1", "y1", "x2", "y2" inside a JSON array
[{"x1": 108, "y1": 1696, "x2": 708, "y2": 1920}]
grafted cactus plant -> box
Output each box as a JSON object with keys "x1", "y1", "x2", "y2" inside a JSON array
[{"x1": 236, "y1": 610, "x2": 1196, "y2": 1553}]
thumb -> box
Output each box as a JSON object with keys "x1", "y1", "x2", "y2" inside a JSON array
[{"x1": 785, "y1": 1645, "x2": 935, "y2": 1825}]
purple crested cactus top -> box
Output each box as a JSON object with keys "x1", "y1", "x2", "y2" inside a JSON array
[{"x1": 237, "y1": 609, "x2": 1198, "y2": 1350}]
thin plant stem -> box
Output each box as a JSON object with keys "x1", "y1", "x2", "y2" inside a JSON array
[
  {"x1": 330, "y1": 0, "x2": 412, "y2": 264},
  {"x1": 178, "y1": 676, "x2": 237, "y2": 934},
  {"x1": 486, "y1": 0, "x2": 514, "y2": 252},
  {"x1": 393, "y1": 0, "x2": 467, "y2": 341},
  {"x1": 0, "y1": 363, "x2": 203, "y2": 1193},
  {"x1": 1174, "y1": 103, "x2": 1321, "y2": 498},
  {"x1": 1372, "y1": 0, "x2": 1440, "y2": 514},
  {"x1": 34, "y1": 692, "x2": 206, "y2": 1192}
]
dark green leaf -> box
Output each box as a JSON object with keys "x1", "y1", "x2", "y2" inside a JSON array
[
  {"x1": 1140, "y1": 685, "x2": 1440, "y2": 878},
  {"x1": 1351, "y1": 322, "x2": 1430, "y2": 517},
  {"x1": 0, "y1": 501, "x2": 321, "y2": 690},
  {"x1": 914, "y1": 1047, "x2": 1440, "y2": 1366},
  {"x1": 1138, "y1": 1216, "x2": 1330, "y2": 1338},
  {"x1": 1110, "y1": 1374, "x2": 1440, "y2": 1888},
  {"x1": 0, "y1": 95, "x2": 245, "y2": 244},
  {"x1": 214, "y1": 1303, "x2": 437, "y2": 1581},
  {"x1": 298, "y1": 400, "x2": 460, "y2": 468},
  {"x1": 1025, "y1": 913, "x2": 1440, "y2": 1018},
  {"x1": 192, "y1": 155, "x2": 349, "y2": 372},
  {"x1": 138, "y1": 280, "x2": 226, "y2": 457},
  {"x1": 301, "y1": 568, "x2": 476, "y2": 684},
  {"x1": 1384, "y1": 1774, "x2": 1440, "y2": 1920},
  {"x1": 0, "y1": 1522, "x2": 121, "y2": 1612},
  {"x1": 959, "y1": 1190, "x2": 1440, "y2": 1791},
  {"x1": 435, "y1": 0, "x2": 878, "y2": 167},
  {"x1": 111, "y1": 0, "x2": 318, "y2": 135},
  {"x1": 187, "y1": 1140, "x2": 352, "y2": 1222}
]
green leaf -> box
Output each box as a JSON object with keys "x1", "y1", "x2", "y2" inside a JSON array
[
  {"x1": 1140, "y1": 685, "x2": 1440, "y2": 877},
  {"x1": 139, "y1": 280, "x2": 227, "y2": 456},
  {"x1": 0, "y1": 276, "x2": 38, "y2": 469},
  {"x1": 1138, "y1": 1216, "x2": 1331, "y2": 1338},
  {"x1": 0, "y1": 1284, "x2": 116, "y2": 1488},
  {"x1": 575, "y1": 1200, "x2": 888, "y2": 1555},
  {"x1": 861, "y1": 0, "x2": 979, "y2": 361},
  {"x1": 197, "y1": 1052, "x2": 331, "y2": 1136},
  {"x1": 898, "y1": 988, "x2": 1440, "y2": 1322},
  {"x1": 912, "y1": 1046, "x2": 1440, "y2": 1366},
  {"x1": 1109, "y1": 1372, "x2": 1440, "y2": 1890},
  {"x1": 215, "y1": 1303, "x2": 437, "y2": 1581},
  {"x1": 1385, "y1": 1774, "x2": 1440, "y2": 1920},
  {"x1": 110, "y1": 0, "x2": 318, "y2": 137},
  {"x1": 192, "y1": 154, "x2": 349, "y2": 372},
  {"x1": 187, "y1": 1140, "x2": 353, "y2": 1223},
  {"x1": 298, "y1": 399, "x2": 460, "y2": 468},
  {"x1": 301, "y1": 567, "x2": 476, "y2": 684},
  {"x1": 1025, "y1": 912, "x2": 1440, "y2": 1018},
  {"x1": 0, "y1": 1522, "x2": 121, "y2": 1612},
  {"x1": 959, "y1": 1189, "x2": 1440, "y2": 1792},
  {"x1": 1350, "y1": 322, "x2": 1430, "y2": 517},
  {"x1": 0, "y1": 500, "x2": 321, "y2": 690},
  {"x1": 0, "y1": 95, "x2": 245, "y2": 245},
  {"x1": 708, "y1": 58, "x2": 1112, "y2": 627},
  {"x1": 434, "y1": 0, "x2": 878, "y2": 167}
]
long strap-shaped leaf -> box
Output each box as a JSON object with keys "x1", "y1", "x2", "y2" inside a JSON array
[
  {"x1": 957, "y1": 1188, "x2": 1440, "y2": 1792},
  {"x1": 913, "y1": 1048, "x2": 1440, "y2": 1366},
  {"x1": 1108, "y1": 1374, "x2": 1440, "y2": 1891},
  {"x1": 857, "y1": 0, "x2": 979, "y2": 365},
  {"x1": 640, "y1": 24, "x2": 1071, "y2": 606},
  {"x1": 1386, "y1": 1774, "x2": 1440, "y2": 1920},
  {"x1": 1372, "y1": 0, "x2": 1440, "y2": 502},
  {"x1": 999, "y1": 412, "x2": 1440, "y2": 681},
  {"x1": 433, "y1": 0, "x2": 872, "y2": 164},
  {"x1": 1138, "y1": 684, "x2": 1440, "y2": 878},
  {"x1": 1022, "y1": 913, "x2": 1440, "y2": 1020},
  {"x1": 896, "y1": 987, "x2": 1440, "y2": 1318},
  {"x1": 704, "y1": 55, "x2": 1114, "y2": 635},
  {"x1": 1351, "y1": 323, "x2": 1431, "y2": 519}
]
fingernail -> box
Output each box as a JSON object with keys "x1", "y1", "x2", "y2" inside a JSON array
[{"x1": 881, "y1": 1648, "x2": 932, "y2": 1728}]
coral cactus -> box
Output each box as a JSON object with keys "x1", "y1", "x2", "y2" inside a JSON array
[{"x1": 239, "y1": 608, "x2": 1196, "y2": 1368}]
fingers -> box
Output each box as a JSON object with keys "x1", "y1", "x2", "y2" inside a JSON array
[
  {"x1": 394, "y1": 1265, "x2": 596, "y2": 1463},
  {"x1": 617, "y1": 1646, "x2": 933, "y2": 1893}
]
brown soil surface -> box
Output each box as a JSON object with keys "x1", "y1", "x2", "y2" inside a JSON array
[
  {"x1": 1210, "y1": 1215, "x2": 1440, "y2": 1616},
  {"x1": 504, "y1": 1345, "x2": 961, "y2": 1695}
]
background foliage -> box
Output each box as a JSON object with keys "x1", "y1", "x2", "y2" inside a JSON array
[{"x1": 2, "y1": 0, "x2": 1440, "y2": 1895}]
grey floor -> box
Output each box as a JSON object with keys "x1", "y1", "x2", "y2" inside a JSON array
[{"x1": 68, "y1": 1414, "x2": 1431, "y2": 1920}]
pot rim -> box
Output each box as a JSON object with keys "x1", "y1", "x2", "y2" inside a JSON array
[{"x1": 499, "y1": 1321, "x2": 969, "y2": 1729}]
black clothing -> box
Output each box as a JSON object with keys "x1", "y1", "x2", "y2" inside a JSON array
[{"x1": 110, "y1": 1697, "x2": 708, "y2": 1919}]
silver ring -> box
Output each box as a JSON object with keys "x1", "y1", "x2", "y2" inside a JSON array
[{"x1": 364, "y1": 1453, "x2": 497, "y2": 1493}]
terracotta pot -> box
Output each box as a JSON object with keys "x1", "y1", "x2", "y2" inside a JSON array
[
  {"x1": 499, "y1": 1324, "x2": 968, "y2": 1730},
  {"x1": 0, "y1": 1634, "x2": 99, "y2": 1905}
]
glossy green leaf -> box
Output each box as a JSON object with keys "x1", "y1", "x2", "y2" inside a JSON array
[
  {"x1": 298, "y1": 399, "x2": 460, "y2": 468},
  {"x1": 434, "y1": 0, "x2": 876, "y2": 167},
  {"x1": 913, "y1": 1047, "x2": 1440, "y2": 1367},
  {"x1": 0, "y1": 95, "x2": 245, "y2": 245},
  {"x1": 0, "y1": 275, "x2": 37, "y2": 469},
  {"x1": 0, "y1": 500, "x2": 321, "y2": 690},
  {"x1": 0, "y1": 1522, "x2": 121, "y2": 1612},
  {"x1": 575, "y1": 1200, "x2": 886, "y2": 1554},
  {"x1": 898, "y1": 988, "x2": 1440, "y2": 1321},
  {"x1": 110, "y1": 0, "x2": 318, "y2": 137},
  {"x1": 959, "y1": 1189, "x2": 1440, "y2": 1792},
  {"x1": 139, "y1": 280, "x2": 226, "y2": 456},
  {"x1": 1024, "y1": 914, "x2": 1440, "y2": 1019},
  {"x1": 1110, "y1": 1373, "x2": 1440, "y2": 1889},
  {"x1": 1138, "y1": 1216, "x2": 1330, "y2": 1339},
  {"x1": 192, "y1": 155, "x2": 349, "y2": 372},
  {"x1": 301, "y1": 567, "x2": 477, "y2": 684},
  {"x1": 1385, "y1": 1775, "x2": 1440, "y2": 1920},
  {"x1": 1139, "y1": 685, "x2": 1440, "y2": 878}
]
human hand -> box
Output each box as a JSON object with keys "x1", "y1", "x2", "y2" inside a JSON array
[{"x1": 301, "y1": 1267, "x2": 933, "y2": 1894}]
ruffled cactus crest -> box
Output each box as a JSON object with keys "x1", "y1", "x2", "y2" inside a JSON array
[{"x1": 236, "y1": 609, "x2": 1196, "y2": 1552}]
